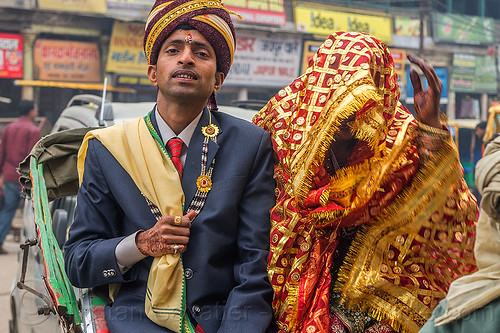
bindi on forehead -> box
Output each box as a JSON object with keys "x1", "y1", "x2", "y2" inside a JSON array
[
  {"x1": 185, "y1": 31, "x2": 193, "y2": 44},
  {"x1": 163, "y1": 30, "x2": 214, "y2": 53}
]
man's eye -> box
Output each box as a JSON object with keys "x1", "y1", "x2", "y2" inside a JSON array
[
  {"x1": 166, "y1": 48, "x2": 179, "y2": 54},
  {"x1": 196, "y1": 51, "x2": 209, "y2": 57}
]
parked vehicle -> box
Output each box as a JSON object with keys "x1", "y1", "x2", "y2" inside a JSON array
[
  {"x1": 50, "y1": 94, "x2": 156, "y2": 132},
  {"x1": 9, "y1": 95, "x2": 258, "y2": 333},
  {"x1": 231, "y1": 99, "x2": 268, "y2": 111}
]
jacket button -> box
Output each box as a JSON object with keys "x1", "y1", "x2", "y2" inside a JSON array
[
  {"x1": 184, "y1": 268, "x2": 193, "y2": 280},
  {"x1": 192, "y1": 305, "x2": 201, "y2": 316},
  {"x1": 103, "y1": 269, "x2": 116, "y2": 278}
]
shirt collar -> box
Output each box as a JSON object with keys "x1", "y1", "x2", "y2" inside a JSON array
[{"x1": 154, "y1": 105, "x2": 203, "y2": 148}]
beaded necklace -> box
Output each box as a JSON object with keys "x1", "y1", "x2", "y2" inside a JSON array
[{"x1": 144, "y1": 110, "x2": 218, "y2": 215}]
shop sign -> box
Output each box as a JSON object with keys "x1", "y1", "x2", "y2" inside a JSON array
[
  {"x1": 394, "y1": 16, "x2": 426, "y2": 37},
  {"x1": 3, "y1": 0, "x2": 30, "y2": 7},
  {"x1": 116, "y1": 75, "x2": 154, "y2": 88},
  {"x1": 497, "y1": 46, "x2": 500, "y2": 77},
  {"x1": 433, "y1": 13, "x2": 494, "y2": 45},
  {"x1": 33, "y1": 39, "x2": 101, "y2": 82},
  {"x1": 300, "y1": 40, "x2": 322, "y2": 74},
  {"x1": 106, "y1": 0, "x2": 151, "y2": 20},
  {"x1": 450, "y1": 54, "x2": 475, "y2": 93},
  {"x1": 294, "y1": 2, "x2": 392, "y2": 44},
  {"x1": 474, "y1": 55, "x2": 497, "y2": 93},
  {"x1": 224, "y1": 30, "x2": 301, "y2": 87},
  {"x1": 224, "y1": 0, "x2": 286, "y2": 26},
  {"x1": 406, "y1": 67, "x2": 448, "y2": 104},
  {"x1": 451, "y1": 53, "x2": 497, "y2": 93},
  {"x1": 38, "y1": 0, "x2": 106, "y2": 14},
  {"x1": 0, "y1": 33, "x2": 23, "y2": 79},
  {"x1": 390, "y1": 49, "x2": 406, "y2": 79},
  {"x1": 390, "y1": 49, "x2": 407, "y2": 99},
  {"x1": 106, "y1": 21, "x2": 148, "y2": 76}
]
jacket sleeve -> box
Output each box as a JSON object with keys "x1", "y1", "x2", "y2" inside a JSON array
[
  {"x1": 64, "y1": 139, "x2": 137, "y2": 288},
  {"x1": 217, "y1": 130, "x2": 276, "y2": 333}
]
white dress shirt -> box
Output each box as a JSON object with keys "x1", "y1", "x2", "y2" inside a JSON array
[{"x1": 115, "y1": 107, "x2": 203, "y2": 273}]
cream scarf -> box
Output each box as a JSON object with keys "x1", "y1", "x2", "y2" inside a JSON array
[
  {"x1": 435, "y1": 136, "x2": 500, "y2": 326},
  {"x1": 77, "y1": 117, "x2": 191, "y2": 332}
]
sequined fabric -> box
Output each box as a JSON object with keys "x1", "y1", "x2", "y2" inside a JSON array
[{"x1": 253, "y1": 32, "x2": 477, "y2": 333}]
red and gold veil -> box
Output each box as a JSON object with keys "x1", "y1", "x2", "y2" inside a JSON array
[{"x1": 253, "y1": 32, "x2": 477, "y2": 332}]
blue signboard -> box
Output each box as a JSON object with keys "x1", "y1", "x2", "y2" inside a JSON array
[{"x1": 406, "y1": 67, "x2": 448, "y2": 104}]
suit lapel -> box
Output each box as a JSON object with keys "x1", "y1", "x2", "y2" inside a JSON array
[{"x1": 182, "y1": 108, "x2": 220, "y2": 212}]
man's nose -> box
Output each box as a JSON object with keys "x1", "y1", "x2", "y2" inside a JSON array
[{"x1": 178, "y1": 48, "x2": 195, "y2": 65}]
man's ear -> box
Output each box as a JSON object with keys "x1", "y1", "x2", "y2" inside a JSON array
[
  {"x1": 147, "y1": 64, "x2": 158, "y2": 86},
  {"x1": 214, "y1": 72, "x2": 225, "y2": 92}
]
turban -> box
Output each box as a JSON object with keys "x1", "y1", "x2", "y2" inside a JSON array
[{"x1": 143, "y1": 0, "x2": 236, "y2": 77}]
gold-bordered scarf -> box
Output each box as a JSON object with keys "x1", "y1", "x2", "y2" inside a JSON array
[
  {"x1": 434, "y1": 135, "x2": 500, "y2": 326},
  {"x1": 78, "y1": 117, "x2": 192, "y2": 333},
  {"x1": 253, "y1": 31, "x2": 477, "y2": 333}
]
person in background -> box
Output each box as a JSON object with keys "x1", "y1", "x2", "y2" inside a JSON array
[
  {"x1": 64, "y1": 1, "x2": 275, "y2": 332},
  {"x1": 419, "y1": 133, "x2": 500, "y2": 333},
  {"x1": 470, "y1": 121, "x2": 487, "y2": 202},
  {"x1": 253, "y1": 31, "x2": 477, "y2": 333},
  {"x1": 0, "y1": 99, "x2": 40, "y2": 254},
  {"x1": 470, "y1": 121, "x2": 486, "y2": 166}
]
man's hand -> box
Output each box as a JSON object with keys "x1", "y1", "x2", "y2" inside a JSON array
[
  {"x1": 407, "y1": 53, "x2": 443, "y2": 129},
  {"x1": 136, "y1": 210, "x2": 196, "y2": 257}
]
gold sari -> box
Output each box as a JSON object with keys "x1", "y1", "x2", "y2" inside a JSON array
[{"x1": 253, "y1": 32, "x2": 477, "y2": 333}]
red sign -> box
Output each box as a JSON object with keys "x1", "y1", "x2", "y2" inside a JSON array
[
  {"x1": 34, "y1": 39, "x2": 101, "y2": 82},
  {"x1": 224, "y1": 0, "x2": 286, "y2": 26},
  {"x1": 0, "y1": 33, "x2": 23, "y2": 79}
]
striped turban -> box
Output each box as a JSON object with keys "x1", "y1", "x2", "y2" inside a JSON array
[{"x1": 143, "y1": 0, "x2": 236, "y2": 77}]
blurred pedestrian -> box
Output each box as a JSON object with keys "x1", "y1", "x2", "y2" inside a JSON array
[
  {"x1": 470, "y1": 121, "x2": 487, "y2": 202},
  {"x1": 0, "y1": 100, "x2": 40, "y2": 254},
  {"x1": 254, "y1": 31, "x2": 477, "y2": 332},
  {"x1": 419, "y1": 133, "x2": 500, "y2": 333},
  {"x1": 470, "y1": 121, "x2": 486, "y2": 166}
]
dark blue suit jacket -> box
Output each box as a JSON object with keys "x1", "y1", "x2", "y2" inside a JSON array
[{"x1": 64, "y1": 109, "x2": 276, "y2": 332}]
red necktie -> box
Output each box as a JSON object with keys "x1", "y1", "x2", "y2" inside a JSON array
[{"x1": 167, "y1": 137, "x2": 183, "y2": 178}]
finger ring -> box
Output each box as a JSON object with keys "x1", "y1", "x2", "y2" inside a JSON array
[
  {"x1": 173, "y1": 244, "x2": 180, "y2": 254},
  {"x1": 174, "y1": 216, "x2": 182, "y2": 225}
]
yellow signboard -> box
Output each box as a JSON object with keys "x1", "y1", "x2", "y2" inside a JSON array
[
  {"x1": 301, "y1": 40, "x2": 323, "y2": 74},
  {"x1": 394, "y1": 16, "x2": 427, "y2": 37},
  {"x1": 389, "y1": 48, "x2": 406, "y2": 79},
  {"x1": 106, "y1": 21, "x2": 148, "y2": 76},
  {"x1": 38, "y1": 0, "x2": 106, "y2": 14},
  {"x1": 294, "y1": 2, "x2": 392, "y2": 44}
]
